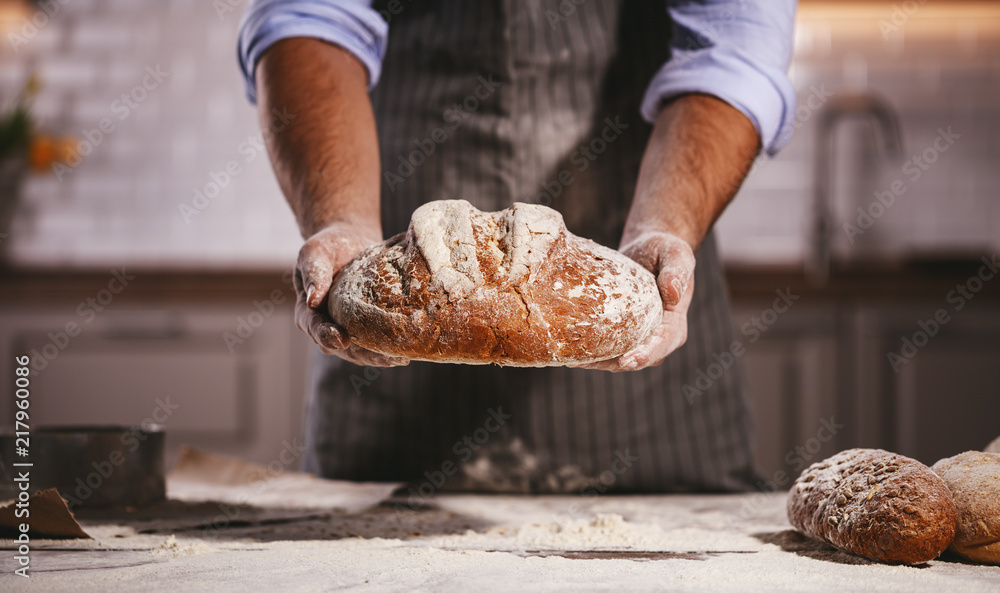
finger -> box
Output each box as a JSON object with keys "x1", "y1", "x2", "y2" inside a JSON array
[
  {"x1": 657, "y1": 266, "x2": 690, "y2": 308},
  {"x1": 571, "y1": 291, "x2": 691, "y2": 372},
  {"x1": 618, "y1": 312, "x2": 688, "y2": 371},
  {"x1": 310, "y1": 315, "x2": 350, "y2": 352},
  {"x1": 656, "y1": 246, "x2": 696, "y2": 308},
  {"x1": 292, "y1": 265, "x2": 307, "y2": 304},
  {"x1": 297, "y1": 241, "x2": 336, "y2": 310},
  {"x1": 292, "y1": 271, "x2": 309, "y2": 335},
  {"x1": 621, "y1": 233, "x2": 695, "y2": 308},
  {"x1": 335, "y1": 343, "x2": 410, "y2": 367},
  {"x1": 294, "y1": 291, "x2": 350, "y2": 351},
  {"x1": 570, "y1": 358, "x2": 625, "y2": 372}
]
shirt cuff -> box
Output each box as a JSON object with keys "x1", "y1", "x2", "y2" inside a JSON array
[
  {"x1": 641, "y1": 46, "x2": 797, "y2": 156},
  {"x1": 238, "y1": 0, "x2": 388, "y2": 105}
]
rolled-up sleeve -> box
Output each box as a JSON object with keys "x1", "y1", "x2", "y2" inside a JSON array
[
  {"x1": 237, "y1": 0, "x2": 388, "y2": 104},
  {"x1": 641, "y1": 1, "x2": 797, "y2": 155}
]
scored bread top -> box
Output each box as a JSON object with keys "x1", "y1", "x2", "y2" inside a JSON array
[{"x1": 329, "y1": 200, "x2": 662, "y2": 366}]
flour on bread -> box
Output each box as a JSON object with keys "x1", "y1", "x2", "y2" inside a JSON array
[{"x1": 329, "y1": 200, "x2": 663, "y2": 367}]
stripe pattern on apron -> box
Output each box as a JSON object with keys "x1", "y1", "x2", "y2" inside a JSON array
[{"x1": 302, "y1": 0, "x2": 762, "y2": 493}]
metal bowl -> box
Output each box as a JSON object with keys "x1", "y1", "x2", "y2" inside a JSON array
[{"x1": 0, "y1": 425, "x2": 165, "y2": 508}]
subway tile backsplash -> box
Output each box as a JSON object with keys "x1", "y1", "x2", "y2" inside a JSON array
[
  {"x1": 2, "y1": 2, "x2": 998, "y2": 269},
  {"x1": 716, "y1": 7, "x2": 1000, "y2": 265},
  {"x1": 4, "y1": 0, "x2": 300, "y2": 268}
]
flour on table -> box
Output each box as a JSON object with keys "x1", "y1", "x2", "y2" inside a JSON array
[{"x1": 491, "y1": 514, "x2": 669, "y2": 549}]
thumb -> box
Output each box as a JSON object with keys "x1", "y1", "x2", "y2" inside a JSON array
[
  {"x1": 297, "y1": 240, "x2": 337, "y2": 310},
  {"x1": 623, "y1": 232, "x2": 695, "y2": 308},
  {"x1": 657, "y1": 262, "x2": 692, "y2": 308}
]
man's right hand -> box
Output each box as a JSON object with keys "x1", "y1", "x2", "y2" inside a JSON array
[
  {"x1": 294, "y1": 222, "x2": 410, "y2": 367},
  {"x1": 255, "y1": 39, "x2": 401, "y2": 366}
]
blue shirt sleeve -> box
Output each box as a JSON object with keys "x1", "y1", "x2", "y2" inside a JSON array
[
  {"x1": 237, "y1": 0, "x2": 388, "y2": 105},
  {"x1": 641, "y1": 1, "x2": 798, "y2": 155}
]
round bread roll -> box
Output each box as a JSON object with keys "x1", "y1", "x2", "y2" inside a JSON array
[
  {"x1": 787, "y1": 448, "x2": 957, "y2": 565},
  {"x1": 931, "y1": 451, "x2": 1000, "y2": 564},
  {"x1": 328, "y1": 200, "x2": 662, "y2": 366}
]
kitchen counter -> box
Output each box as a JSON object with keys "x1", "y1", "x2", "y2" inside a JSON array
[{"x1": 2, "y1": 491, "x2": 998, "y2": 592}]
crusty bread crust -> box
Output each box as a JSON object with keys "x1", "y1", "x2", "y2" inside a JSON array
[
  {"x1": 328, "y1": 200, "x2": 662, "y2": 366},
  {"x1": 932, "y1": 451, "x2": 1000, "y2": 564},
  {"x1": 787, "y1": 448, "x2": 957, "y2": 564}
]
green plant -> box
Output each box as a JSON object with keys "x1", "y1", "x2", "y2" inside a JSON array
[{"x1": 0, "y1": 73, "x2": 40, "y2": 162}]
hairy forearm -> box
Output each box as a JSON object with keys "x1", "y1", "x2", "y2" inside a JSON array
[
  {"x1": 624, "y1": 94, "x2": 760, "y2": 249},
  {"x1": 255, "y1": 38, "x2": 382, "y2": 239}
]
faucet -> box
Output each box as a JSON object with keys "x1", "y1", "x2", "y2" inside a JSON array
[{"x1": 809, "y1": 92, "x2": 903, "y2": 284}]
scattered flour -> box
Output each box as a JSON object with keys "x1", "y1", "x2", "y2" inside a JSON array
[
  {"x1": 149, "y1": 535, "x2": 214, "y2": 558},
  {"x1": 492, "y1": 513, "x2": 671, "y2": 549},
  {"x1": 9, "y1": 493, "x2": 1000, "y2": 593}
]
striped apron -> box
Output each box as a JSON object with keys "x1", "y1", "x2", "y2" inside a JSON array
[{"x1": 302, "y1": 0, "x2": 761, "y2": 493}]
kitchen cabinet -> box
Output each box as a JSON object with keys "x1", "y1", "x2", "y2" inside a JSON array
[
  {"x1": 2, "y1": 268, "x2": 998, "y2": 483},
  {"x1": 731, "y1": 268, "x2": 1000, "y2": 482},
  {"x1": 854, "y1": 305, "x2": 1000, "y2": 465},
  {"x1": 0, "y1": 272, "x2": 311, "y2": 467},
  {"x1": 730, "y1": 306, "x2": 843, "y2": 483}
]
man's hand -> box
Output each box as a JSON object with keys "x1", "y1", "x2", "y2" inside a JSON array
[
  {"x1": 294, "y1": 222, "x2": 410, "y2": 367},
  {"x1": 256, "y1": 39, "x2": 403, "y2": 366},
  {"x1": 579, "y1": 94, "x2": 759, "y2": 372},
  {"x1": 575, "y1": 232, "x2": 695, "y2": 372}
]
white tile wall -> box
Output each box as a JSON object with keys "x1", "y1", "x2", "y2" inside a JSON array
[
  {"x1": 1, "y1": 3, "x2": 998, "y2": 269},
  {"x1": 717, "y1": 9, "x2": 1000, "y2": 265},
  {"x1": 3, "y1": 0, "x2": 299, "y2": 269}
]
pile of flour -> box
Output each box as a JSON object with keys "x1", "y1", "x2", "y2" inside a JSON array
[{"x1": 427, "y1": 510, "x2": 761, "y2": 554}]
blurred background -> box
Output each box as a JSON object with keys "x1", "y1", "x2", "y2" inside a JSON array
[{"x1": 0, "y1": 1, "x2": 997, "y2": 482}]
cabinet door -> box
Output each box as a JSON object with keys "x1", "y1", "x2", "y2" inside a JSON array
[
  {"x1": 2, "y1": 306, "x2": 309, "y2": 467},
  {"x1": 731, "y1": 306, "x2": 842, "y2": 483},
  {"x1": 20, "y1": 327, "x2": 251, "y2": 439},
  {"x1": 857, "y1": 306, "x2": 1000, "y2": 466}
]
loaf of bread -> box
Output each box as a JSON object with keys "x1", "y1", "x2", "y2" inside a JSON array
[
  {"x1": 931, "y1": 451, "x2": 1000, "y2": 564},
  {"x1": 328, "y1": 200, "x2": 662, "y2": 366},
  {"x1": 787, "y1": 448, "x2": 957, "y2": 564}
]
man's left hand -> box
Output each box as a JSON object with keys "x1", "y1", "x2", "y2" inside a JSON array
[{"x1": 575, "y1": 231, "x2": 695, "y2": 372}]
